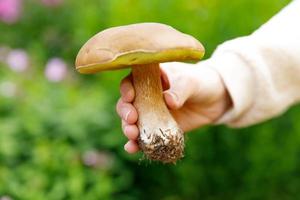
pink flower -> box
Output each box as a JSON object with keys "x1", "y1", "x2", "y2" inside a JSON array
[
  {"x1": 82, "y1": 150, "x2": 114, "y2": 169},
  {"x1": 45, "y1": 58, "x2": 67, "y2": 82},
  {"x1": 6, "y1": 49, "x2": 29, "y2": 72},
  {"x1": 41, "y1": 0, "x2": 63, "y2": 7},
  {"x1": 0, "y1": 0, "x2": 22, "y2": 24}
]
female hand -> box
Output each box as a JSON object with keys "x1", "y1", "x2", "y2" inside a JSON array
[{"x1": 116, "y1": 62, "x2": 232, "y2": 153}]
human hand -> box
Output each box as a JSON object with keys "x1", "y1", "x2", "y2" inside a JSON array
[{"x1": 116, "y1": 61, "x2": 232, "y2": 153}]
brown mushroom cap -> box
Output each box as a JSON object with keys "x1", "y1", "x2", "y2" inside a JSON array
[{"x1": 75, "y1": 23, "x2": 205, "y2": 74}]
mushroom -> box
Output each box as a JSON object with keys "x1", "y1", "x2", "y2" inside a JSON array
[{"x1": 75, "y1": 23, "x2": 205, "y2": 163}]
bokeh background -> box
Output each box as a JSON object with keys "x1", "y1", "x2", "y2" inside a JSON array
[{"x1": 1, "y1": 0, "x2": 299, "y2": 199}]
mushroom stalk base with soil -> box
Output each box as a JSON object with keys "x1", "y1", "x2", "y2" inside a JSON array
[{"x1": 132, "y1": 63, "x2": 184, "y2": 163}]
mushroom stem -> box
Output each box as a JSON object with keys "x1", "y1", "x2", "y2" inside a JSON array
[{"x1": 132, "y1": 63, "x2": 184, "y2": 163}]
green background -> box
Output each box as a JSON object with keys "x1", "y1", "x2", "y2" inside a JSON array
[{"x1": 1, "y1": 0, "x2": 299, "y2": 199}]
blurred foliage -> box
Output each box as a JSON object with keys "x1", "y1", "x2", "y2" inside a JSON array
[{"x1": 1, "y1": 0, "x2": 299, "y2": 199}]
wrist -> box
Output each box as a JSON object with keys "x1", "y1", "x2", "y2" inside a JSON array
[
  {"x1": 191, "y1": 62, "x2": 233, "y2": 122},
  {"x1": 206, "y1": 51, "x2": 255, "y2": 125}
]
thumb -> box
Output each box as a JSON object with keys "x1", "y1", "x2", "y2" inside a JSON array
[
  {"x1": 163, "y1": 91, "x2": 181, "y2": 110},
  {"x1": 160, "y1": 62, "x2": 196, "y2": 110},
  {"x1": 163, "y1": 82, "x2": 194, "y2": 110}
]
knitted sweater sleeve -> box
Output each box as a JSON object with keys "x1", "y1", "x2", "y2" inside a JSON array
[{"x1": 206, "y1": 0, "x2": 300, "y2": 127}]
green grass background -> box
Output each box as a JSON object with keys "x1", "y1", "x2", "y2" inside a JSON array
[{"x1": 1, "y1": 0, "x2": 300, "y2": 199}]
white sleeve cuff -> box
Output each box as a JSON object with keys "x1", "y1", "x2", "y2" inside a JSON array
[{"x1": 204, "y1": 39, "x2": 256, "y2": 127}]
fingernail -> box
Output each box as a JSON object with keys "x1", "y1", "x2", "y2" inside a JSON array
[
  {"x1": 124, "y1": 110, "x2": 131, "y2": 121},
  {"x1": 122, "y1": 108, "x2": 131, "y2": 121},
  {"x1": 124, "y1": 142, "x2": 130, "y2": 151},
  {"x1": 169, "y1": 91, "x2": 179, "y2": 102}
]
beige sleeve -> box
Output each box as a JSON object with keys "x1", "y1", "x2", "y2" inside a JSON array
[{"x1": 206, "y1": 0, "x2": 300, "y2": 127}]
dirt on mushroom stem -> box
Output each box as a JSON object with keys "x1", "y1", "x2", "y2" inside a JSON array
[{"x1": 132, "y1": 63, "x2": 184, "y2": 163}]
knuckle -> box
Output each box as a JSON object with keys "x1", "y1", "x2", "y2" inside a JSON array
[{"x1": 116, "y1": 98, "x2": 123, "y2": 114}]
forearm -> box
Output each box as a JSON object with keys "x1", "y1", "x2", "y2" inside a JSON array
[{"x1": 207, "y1": 0, "x2": 300, "y2": 127}]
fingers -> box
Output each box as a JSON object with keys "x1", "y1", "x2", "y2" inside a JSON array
[
  {"x1": 122, "y1": 121, "x2": 139, "y2": 153},
  {"x1": 117, "y1": 100, "x2": 139, "y2": 153},
  {"x1": 160, "y1": 67, "x2": 170, "y2": 91},
  {"x1": 117, "y1": 99, "x2": 140, "y2": 153},
  {"x1": 122, "y1": 120, "x2": 139, "y2": 140},
  {"x1": 161, "y1": 62, "x2": 196, "y2": 110},
  {"x1": 163, "y1": 85, "x2": 193, "y2": 110},
  {"x1": 163, "y1": 91, "x2": 180, "y2": 109},
  {"x1": 118, "y1": 66, "x2": 186, "y2": 154},
  {"x1": 120, "y1": 70, "x2": 170, "y2": 100},
  {"x1": 161, "y1": 64, "x2": 184, "y2": 109},
  {"x1": 118, "y1": 76, "x2": 140, "y2": 153},
  {"x1": 120, "y1": 76, "x2": 135, "y2": 103},
  {"x1": 116, "y1": 98, "x2": 138, "y2": 124},
  {"x1": 124, "y1": 140, "x2": 139, "y2": 153}
]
